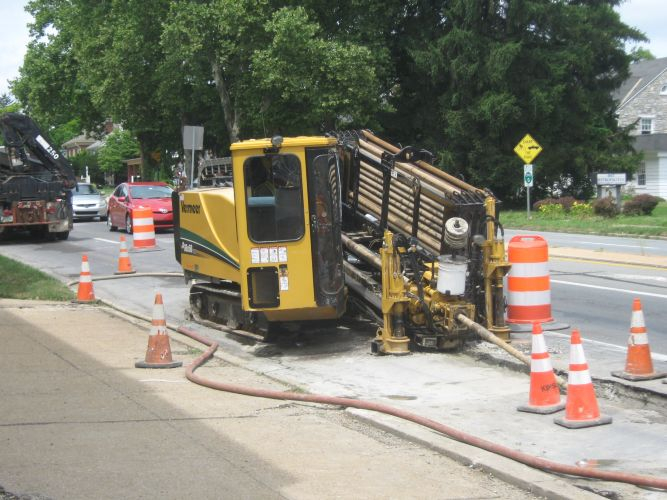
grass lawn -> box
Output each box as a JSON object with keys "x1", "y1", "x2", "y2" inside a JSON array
[
  {"x1": 500, "y1": 202, "x2": 667, "y2": 238},
  {"x1": 0, "y1": 254, "x2": 74, "y2": 300}
]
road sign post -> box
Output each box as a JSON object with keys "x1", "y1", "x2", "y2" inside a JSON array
[
  {"x1": 514, "y1": 134, "x2": 542, "y2": 220},
  {"x1": 183, "y1": 125, "x2": 204, "y2": 188},
  {"x1": 524, "y1": 164, "x2": 533, "y2": 218}
]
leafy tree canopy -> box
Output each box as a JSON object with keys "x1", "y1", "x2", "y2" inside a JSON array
[
  {"x1": 11, "y1": 0, "x2": 646, "y2": 202},
  {"x1": 97, "y1": 129, "x2": 140, "y2": 175}
]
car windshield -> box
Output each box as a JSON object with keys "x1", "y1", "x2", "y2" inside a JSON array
[
  {"x1": 74, "y1": 184, "x2": 99, "y2": 195},
  {"x1": 129, "y1": 185, "x2": 173, "y2": 199}
]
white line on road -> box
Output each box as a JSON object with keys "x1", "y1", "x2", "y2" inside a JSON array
[
  {"x1": 577, "y1": 241, "x2": 658, "y2": 249},
  {"x1": 546, "y1": 330, "x2": 667, "y2": 361},
  {"x1": 94, "y1": 238, "x2": 121, "y2": 244},
  {"x1": 551, "y1": 279, "x2": 667, "y2": 300}
]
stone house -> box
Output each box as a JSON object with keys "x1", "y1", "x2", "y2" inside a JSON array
[{"x1": 615, "y1": 57, "x2": 667, "y2": 197}]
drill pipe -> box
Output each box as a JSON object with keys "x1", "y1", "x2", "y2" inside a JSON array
[
  {"x1": 357, "y1": 186, "x2": 443, "y2": 242},
  {"x1": 361, "y1": 129, "x2": 484, "y2": 195},
  {"x1": 356, "y1": 175, "x2": 443, "y2": 229},
  {"x1": 341, "y1": 233, "x2": 382, "y2": 269},
  {"x1": 358, "y1": 165, "x2": 446, "y2": 224},
  {"x1": 357, "y1": 178, "x2": 444, "y2": 233},
  {"x1": 355, "y1": 195, "x2": 441, "y2": 254},
  {"x1": 360, "y1": 139, "x2": 463, "y2": 198},
  {"x1": 455, "y1": 313, "x2": 567, "y2": 390}
]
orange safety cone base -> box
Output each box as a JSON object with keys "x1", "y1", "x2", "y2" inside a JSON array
[
  {"x1": 129, "y1": 246, "x2": 164, "y2": 253},
  {"x1": 518, "y1": 400, "x2": 565, "y2": 415},
  {"x1": 135, "y1": 358, "x2": 182, "y2": 369},
  {"x1": 611, "y1": 369, "x2": 667, "y2": 382},
  {"x1": 554, "y1": 414, "x2": 612, "y2": 429},
  {"x1": 71, "y1": 298, "x2": 99, "y2": 304},
  {"x1": 114, "y1": 269, "x2": 137, "y2": 275}
]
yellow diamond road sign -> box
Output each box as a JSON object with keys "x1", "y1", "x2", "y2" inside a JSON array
[{"x1": 514, "y1": 134, "x2": 543, "y2": 164}]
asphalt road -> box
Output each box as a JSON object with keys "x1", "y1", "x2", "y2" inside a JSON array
[{"x1": 2, "y1": 220, "x2": 667, "y2": 362}]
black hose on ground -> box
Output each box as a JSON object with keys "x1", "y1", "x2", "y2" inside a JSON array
[{"x1": 177, "y1": 325, "x2": 667, "y2": 491}]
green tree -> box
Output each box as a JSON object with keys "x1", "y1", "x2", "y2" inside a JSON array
[
  {"x1": 161, "y1": 1, "x2": 384, "y2": 141},
  {"x1": 69, "y1": 150, "x2": 103, "y2": 185},
  {"x1": 97, "y1": 130, "x2": 140, "y2": 176},
  {"x1": 1, "y1": 94, "x2": 22, "y2": 146},
  {"x1": 383, "y1": 0, "x2": 646, "y2": 203},
  {"x1": 12, "y1": 0, "x2": 103, "y2": 132},
  {"x1": 629, "y1": 47, "x2": 655, "y2": 62}
]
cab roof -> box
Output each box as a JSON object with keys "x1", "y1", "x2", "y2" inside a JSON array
[{"x1": 230, "y1": 136, "x2": 337, "y2": 152}]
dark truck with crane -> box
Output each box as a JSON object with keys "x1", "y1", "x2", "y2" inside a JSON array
[{"x1": 0, "y1": 112, "x2": 76, "y2": 240}]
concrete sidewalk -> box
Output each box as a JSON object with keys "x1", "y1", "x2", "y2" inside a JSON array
[
  {"x1": 0, "y1": 300, "x2": 553, "y2": 500},
  {"x1": 549, "y1": 246, "x2": 667, "y2": 269}
]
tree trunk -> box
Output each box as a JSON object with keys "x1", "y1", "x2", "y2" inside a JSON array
[{"x1": 212, "y1": 60, "x2": 240, "y2": 143}]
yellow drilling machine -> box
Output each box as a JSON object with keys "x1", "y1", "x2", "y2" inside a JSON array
[{"x1": 173, "y1": 130, "x2": 511, "y2": 353}]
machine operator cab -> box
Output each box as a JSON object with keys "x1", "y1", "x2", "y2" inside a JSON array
[{"x1": 231, "y1": 135, "x2": 346, "y2": 321}]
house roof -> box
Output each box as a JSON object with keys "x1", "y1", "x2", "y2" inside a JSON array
[
  {"x1": 615, "y1": 56, "x2": 667, "y2": 108},
  {"x1": 62, "y1": 134, "x2": 96, "y2": 149}
]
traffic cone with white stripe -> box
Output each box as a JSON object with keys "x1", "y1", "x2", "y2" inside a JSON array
[
  {"x1": 74, "y1": 254, "x2": 96, "y2": 303},
  {"x1": 135, "y1": 293, "x2": 182, "y2": 369},
  {"x1": 555, "y1": 329, "x2": 612, "y2": 429},
  {"x1": 612, "y1": 298, "x2": 666, "y2": 381},
  {"x1": 114, "y1": 235, "x2": 136, "y2": 274},
  {"x1": 517, "y1": 322, "x2": 565, "y2": 414}
]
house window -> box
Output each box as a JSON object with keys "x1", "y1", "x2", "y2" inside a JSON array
[
  {"x1": 637, "y1": 163, "x2": 646, "y2": 186},
  {"x1": 661, "y1": 84, "x2": 667, "y2": 96},
  {"x1": 640, "y1": 118, "x2": 653, "y2": 135}
]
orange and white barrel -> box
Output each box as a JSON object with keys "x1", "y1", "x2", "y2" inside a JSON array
[
  {"x1": 132, "y1": 207, "x2": 157, "y2": 250},
  {"x1": 506, "y1": 235, "x2": 553, "y2": 324}
]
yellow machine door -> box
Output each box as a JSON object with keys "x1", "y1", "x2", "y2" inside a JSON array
[{"x1": 234, "y1": 141, "x2": 345, "y2": 320}]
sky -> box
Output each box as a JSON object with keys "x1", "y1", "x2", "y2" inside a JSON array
[{"x1": 1, "y1": 0, "x2": 667, "y2": 98}]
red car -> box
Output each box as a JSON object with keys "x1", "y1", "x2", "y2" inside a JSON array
[{"x1": 106, "y1": 182, "x2": 174, "y2": 233}]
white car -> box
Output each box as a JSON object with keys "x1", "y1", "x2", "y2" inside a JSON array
[{"x1": 70, "y1": 183, "x2": 108, "y2": 221}]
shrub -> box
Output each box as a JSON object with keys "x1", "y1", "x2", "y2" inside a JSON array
[
  {"x1": 538, "y1": 203, "x2": 564, "y2": 217},
  {"x1": 533, "y1": 198, "x2": 558, "y2": 211},
  {"x1": 556, "y1": 196, "x2": 576, "y2": 212},
  {"x1": 533, "y1": 196, "x2": 577, "y2": 212},
  {"x1": 570, "y1": 201, "x2": 593, "y2": 217},
  {"x1": 623, "y1": 194, "x2": 660, "y2": 216},
  {"x1": 592, "y1": 197, "x2": 620, "y2": 218}
]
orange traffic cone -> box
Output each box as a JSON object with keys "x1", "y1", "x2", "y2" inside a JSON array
[
  {"x1": 517, "y1": 323, "x2": 565, "y2": 414},
  {"x1": 114, "y1": 235, "x2": 136, "y2": 275},
  {"x1": 74, "y1": 255, "x2": 96, "y2": 303},
  {"x1": 612, "y1": 298, "x2": 666, "y2": 381},
  {"x1": 555, "y1": 329, "x2": 612, "y2": 429},
  {"x1": 135, "y1": 293, "x2": 182, "y2": 369}
]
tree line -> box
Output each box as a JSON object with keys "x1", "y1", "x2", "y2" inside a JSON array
[{"x1": 9, "y1": 0, "x2": 646, "y2": 204}]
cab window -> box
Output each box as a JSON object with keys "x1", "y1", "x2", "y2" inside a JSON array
[{"x1": 244, "y1": 154, "x2": 304, "y2": 243}]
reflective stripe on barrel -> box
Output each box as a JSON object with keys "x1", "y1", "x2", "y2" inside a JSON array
[{"x1": 506, "y1": 235, "x2": 553, "y2": 324}]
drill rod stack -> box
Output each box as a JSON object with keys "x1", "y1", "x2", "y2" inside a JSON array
[{"x1": 338, "y1": 130, "x2": 489, "y2": 257}]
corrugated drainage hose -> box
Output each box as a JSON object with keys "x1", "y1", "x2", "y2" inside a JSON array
[{"x1": 177, "y1": 325, "x2": 667, "y2": 491}]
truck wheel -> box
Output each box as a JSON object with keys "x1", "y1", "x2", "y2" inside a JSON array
[
  {"x1": 56, "y1": 231, "x2": 69, "y2": 240},
  {"x1": 107, "y1": 213, "x2": 117, "y2": 231},
  {"x1": 125, "y1": 214, "x2": 133, "y2": 234}
]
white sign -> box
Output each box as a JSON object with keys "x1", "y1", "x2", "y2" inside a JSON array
[
  {"x1": 596, "y1": 173, "x2": 626, "y2": 186},
  {"x1": 523, "y1": 164, "x2": 534, "y2": 187},
  {"x1": 182, "y1": 125, "x2": 204, "y2": 150}
]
